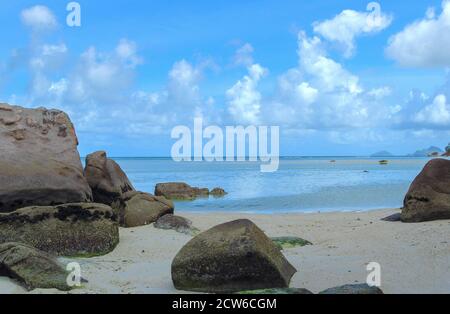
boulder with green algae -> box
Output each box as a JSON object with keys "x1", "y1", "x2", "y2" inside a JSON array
[
  {"x1": 172, "y1": 219, "x2": 297, "y2": 293},
  {"x1": 271, "y1": 237, "x2": 312, "y2": 250},
  {"x1": 237, "y1": 288, "x2": 313, "y2": 294},
  {"x1": 0, "y1": 203, "x2": 119, "y2": 256},
  {"x1": 0, "y1": 243, "x2": 71, "y2": 291},
  {"x1": 319, "y1": 284, "x2": 383, "y2": 294}
]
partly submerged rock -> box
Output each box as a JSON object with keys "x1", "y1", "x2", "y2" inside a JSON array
[
  {"x1": 0, "y1": 203, "x2": 119, "y2": 256},
  {"x1": 154, "y1": 214, "x2": 198, "y2": 235},
  {"x1": 271, "y1": 237, "x2": 312, "y2": 250},
  {"x1": 402, "y1": 159, "x2": 450, "y2": 222},
  {"x1": 319, "y1": 284, "x2": 383, "y2": 294},
  {"x1": 210, "y1": 188, "x2": 227, "y2": 198},
  {"x1": 84, "y1": 151, "x2": 134, "y2": 206},
  {"x1": 0, "y1": 103, "x2": 92, "y2": 213},
  {"x1": 118, "y1": 191, "x2": 174, "y2": 228},
  {"x1": 0, "y1": 243, "x2": 70, "y2": 291},
  {"x1": 171, "y1": 219, "x2": 297, "y2": 293},
  {"x1": 237, "y1": 288, "x2": 313, "y2": 294},
  {"x1": 155, "y1": 182, "x2": 209, "y2": 200}
]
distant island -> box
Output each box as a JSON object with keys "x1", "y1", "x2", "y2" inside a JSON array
[
  {"x1": 371, "y1": 151, "x2": 394, "y2": 157},
  {"x1": 408, "y1": 146, "x2": 443, "y2": 157}
]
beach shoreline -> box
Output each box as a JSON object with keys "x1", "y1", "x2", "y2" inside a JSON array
[{"x1": 1, "y1": 208, "x2": 449, "y2": 294}]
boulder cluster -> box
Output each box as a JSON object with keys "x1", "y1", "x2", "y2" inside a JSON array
[{"x1": 3, "y1": 103, "x2": 449, "y2": 294}]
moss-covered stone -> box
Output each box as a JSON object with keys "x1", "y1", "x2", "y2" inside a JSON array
[
  {"x1": 0, "y1": 242, "x2": 71, "y2": 291},
  {"x1": 237, "y1": 288, "x2": 313, "y2": 294},
  {"x1": 172, "y1": 219, "x2": 297, "y2": 293},
  {"x1": 0, "y1": 203, "x2": 119, "y2": 257},
  {"x1": 319, "y1": 284, "x2": 383, "y2": 294},
  {"x1": 271, "y1": 237, "x2": 312, "y2": 250}
]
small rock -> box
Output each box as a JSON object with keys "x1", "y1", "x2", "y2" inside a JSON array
[
  {"x1": 237, "y1": 288, "x2": 313, "y2": 294},
  {"x1": 154, "y1": 214, "x2": 198, "y2": 235},
  {"x1": 155, "y1": 182, "x2": 209, "y2": 200},
  {"x1": 381, "y1": 213, "x2": 402, "y2": 222},
  {"x1": 271, "y1": 237, "x2": 312, "y2": 250},
  {"x1": 319, "y1": 284, "x2": 383, "y2": 294},
  {"x1": 210, "y1": 188, "x2": 227, "y2": 197}
]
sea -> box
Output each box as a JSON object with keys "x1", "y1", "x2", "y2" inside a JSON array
[{"x1": 89, "y1": 157, "x2": 434, "y2": 214}]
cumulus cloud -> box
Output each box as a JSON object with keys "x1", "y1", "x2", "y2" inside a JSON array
[
  {"x1": 21, "y1": 5, "x2": 57, "y2": 31},
  {"x1": 314, "y1": 6, "x2": 392, "y2": 57},
  {"x1": 386, "y1": 1, "x2": 450, "y2": 67},
  {"x1": 227, "y1": 63, "x2": 268, "y2": 124},
  {"x1": 414, "y1": 94, "x2": 450, "y2": 126},
  {"x1": 264, "y1": 31, "x2": 394, "y2": 134}
]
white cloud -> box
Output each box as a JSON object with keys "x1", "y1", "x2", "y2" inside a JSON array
[
  {"x1": 386, "y1": 1, "x2": 450, "y2": 67},
  {"x1": 21, "y1": 5, "x2": 57, "y2": 31},
  {"x1": 314, "y1": 7, "x2": 392, "y2": 57},
  {"x1": 263, "y1": 31, "x2": 394, "y2": 133},
  {"x1": 414, "y1": 94, "x2": 450, "y2": 126},
  {"x1": 233, "y1": 43, "x2": 254, "y2": 66},
  {"x1": 227, "y1": 63, "x2": 268, "y2": 124}
]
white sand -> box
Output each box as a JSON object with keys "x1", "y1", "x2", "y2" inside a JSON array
[{"x1": 2, "y1": 208, "x2": 450, "y2": 294}]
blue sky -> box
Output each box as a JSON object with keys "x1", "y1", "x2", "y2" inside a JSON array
[{"x1": 1, "y1": 0, "x2": 450, "y2": 156}]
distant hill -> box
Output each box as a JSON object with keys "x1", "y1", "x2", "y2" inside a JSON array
[
  {"x1": 371, "y1": 151, "x2": 394, "y2": 157},
  {"x1": 408, "y1": 146, "x2": 443, "y2": 157}
]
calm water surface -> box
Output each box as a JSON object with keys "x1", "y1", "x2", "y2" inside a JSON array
[{"x1": 88, "y1": 157, "x2": 433, "y2": 214}]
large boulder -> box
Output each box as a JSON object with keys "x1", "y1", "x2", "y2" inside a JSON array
[
  {"x1": 0, "y1": 103, "x2": 92, "y2": 213},
  {"x1": 171, "y1": 219, "x2": 297, "y2": 293},
  {"x1": 402, "y1": 159, "x2": 450, "y2": 222},
  {"x1": 0, "y1": 203, "x2": 119, "y2": 256},
  {"x1": 0, "y1": 243, "x2": 71, "y2": 291},
  {"x1": 84, "y1": 151, "x2": 135, "y2": 206},
  {"x1": 117, "y1": 191, "x2": 174, "y2": 228},
  {"x1": 155, "y1": 182, "x2": 209, "y2": 200}
]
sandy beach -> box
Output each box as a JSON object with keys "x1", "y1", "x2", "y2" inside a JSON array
[{"x1": 1, "y1": 208, "x2": 449, "y2": 294}]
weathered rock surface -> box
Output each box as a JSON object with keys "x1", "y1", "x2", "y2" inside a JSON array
[
  {"x1": 0, "y1": 103, "x2": 92, "y2": 213},
  {"x1": 381, "y1": 213, "x2": 401, "y2": 222},
  {"x1": 154, "y1": 214, "x2": 198, "y2": 235},
  {"x1": 118, "y1": 191, "x2": 174, "y2": 228},
  {"x1": 155, "y1": 182, "x2": 209, "y2": 200},
  {"x1": 319, "y1": 284, "x2": 383, "y2": 294},
  {"x1": 271, "y1": 237, "x2": 312, "y2": 250},
  {"x1": 172, "y1": 219, "x2": 297, "y2": 293},
  {"x1": 0, "y1": 203, "x2": 119, "y2": 256},
  {"x1": 402, "y1": 159, "x2": 450, "y2": 222},
  {"x1": 84, "y1": 151, "x2": 134, "y2": 206},
  {"x1": 0, "y1": 243, "x2": 70, "y2": 291},
  {"x1": 237, "y1": 288, "x2": 313, "y2": 294},
  {"x1": 210, "y1": 187, "x2": 227, "y2": 198}
]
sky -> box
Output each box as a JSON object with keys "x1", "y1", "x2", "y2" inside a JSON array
[{"x1": 1, "y1": 0, "x2": 450, "y2": 156}]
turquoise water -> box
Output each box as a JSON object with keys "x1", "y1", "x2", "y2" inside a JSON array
[{"x1": 103, "y1": 157, "x2": 432, "y2": 214}]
